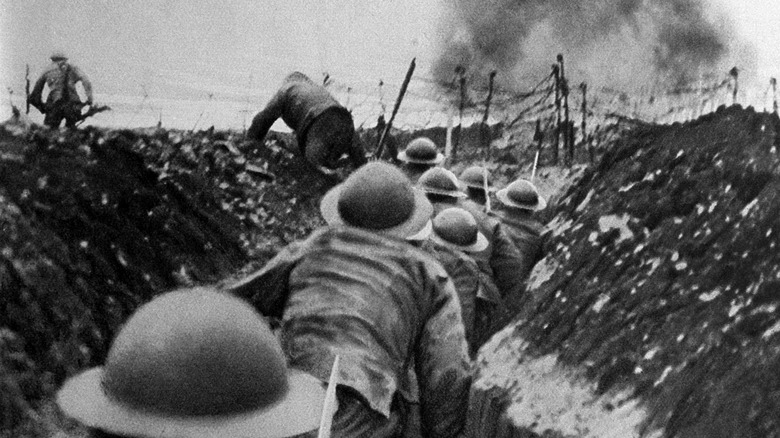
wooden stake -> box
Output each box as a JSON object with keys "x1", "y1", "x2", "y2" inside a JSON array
[
  {"x1": 552, "y1": 64, "x2": 561, "y2": 165},
  {"x1": 317, "y1": 355, "x2": 341, "y2": 438},
  {"x1": 375, "y1": 58, "x2": 416, "y2": 161}
]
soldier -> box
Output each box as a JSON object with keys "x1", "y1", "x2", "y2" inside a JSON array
[
  {"x1": 397, "y1": 137, "x2": 445, "y2": 183},
  {"x1": 29, "y1": 51, "x2": 94, "y2": 128},
  {"x1": 244, "y1": 71, "x2": 367, "y2": 174},
  {"x1": 416, "y1": 166, "x2": 466, "y2": 215},
  {"x1": 458, "y1": 165, "x2": 492, "y2": 211},
  {"x1": 56, "y1": 287, "x2": 327, "y2": 438},
  {"x1": 493, "y1": 178, "x2": 548, "y2": 279},
  {"x1": 226, "y1": 162, "x2": 471, "y2": 438},
  {"x1": 419, "y1": 207, "x2": 506, "y2": 357},
  {"x1": 421, "y1": 167, "x2": 527, "y2": 302}
]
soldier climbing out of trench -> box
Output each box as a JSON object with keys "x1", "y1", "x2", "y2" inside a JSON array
[
  {"x1": 242, "y1": 71, "x2": 368, "y2": 176},
  {"x1": 225, "y1": 162, "x2": 472, "y2": 438},
  {"x1": 29, "y1": 51, "x2": 95, "y2": 129}
]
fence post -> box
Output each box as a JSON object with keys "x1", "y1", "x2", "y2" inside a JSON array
[
  {"x1": 730, "y1": 67, "x2": 739, "y2": 105},
  {"x1": 453, "y1": 66, "x2": 466, "y2": 156},
  {"x1": 580, "y1": 82, "x2": 592, "y2": 163},
  {"x1": 533, "y1": 118, "x2": 544, "y2": 166},
  {"x1": 482, "y1": 70, "x2": 497, "y2": 160},
  {"x1": 552, "y1": 63, "x2": 561, "y2": 166},
  {"x1": 772, "y1": 78, "x2": 778, "y2": 114},
  {"x1": 558, "y1": 54, "x2": 573, "y2": 166}
]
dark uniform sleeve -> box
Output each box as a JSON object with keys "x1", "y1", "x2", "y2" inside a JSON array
[
  {"x1": 30, "y1": 74, "x2": 47, "y2": 112},
  {"x1": 415, "y1": 266, "x2": 472, "y2": 438},
  {"x1": 489, "y1": 223, "x2": 528, "y2": 300},
  {"x1": 246, "y1": 87, "x2": 287, "y2": 142},
  {"x1": 222, "y1": 242, "x2": 303, "y2": 318}
]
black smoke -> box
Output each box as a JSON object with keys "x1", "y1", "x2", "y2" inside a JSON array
[{"x1": 432, "y1": 0, "x2": 744, "y2": 90}]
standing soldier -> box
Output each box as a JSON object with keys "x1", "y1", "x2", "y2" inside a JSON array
[
  {"x1": 56, "y1": 287, "x2": 328, "y2": 438},
  {"x1": 397, "y1": 137, "x2": 445, "y2": 183},
  {"x1": 493, "y1": 178, "x2": 548, "y2": 279},
  {"x1": 244, "y1": 71, "x2": 367, "y2": 175},
  {"x1": 226, "y1": 162, "x2": 471, "y2": 438},
  {"x1": 29, "y1": 51, "x2": 94, "y2": 128}
]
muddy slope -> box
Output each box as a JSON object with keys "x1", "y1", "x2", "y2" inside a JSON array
[
  {"x1": 0, "y1": 124, "x2": 336, "y2": 432},
  {"x1": 469, "y1": 105, "x2": 780, "y2": 438}
]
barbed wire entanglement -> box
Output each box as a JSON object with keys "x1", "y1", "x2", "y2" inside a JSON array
[{"x1": 322, "y1": 56, "x2": 763, "y2": 168}]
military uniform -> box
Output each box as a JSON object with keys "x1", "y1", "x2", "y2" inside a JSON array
[
  {"x1": 419, "y1": 240, "x2": 501, "y2": 357},
  {"x1": 30, "y1": 58, "x2": 93, "y2": 128},
  {"x1": 490, "y1": 208, "x2": 545, "y2": 280},
  {"x1": 228, "y1": 226, "x2": 472, "y2": 438},
  {"x1": 247, "y1": 72, "x2": 366, "y2": 169}
]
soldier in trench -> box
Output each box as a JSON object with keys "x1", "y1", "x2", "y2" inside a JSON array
[
  {"x1": 226, "y1": 162, "x2": 472, "y2": 438},
  {"x1": 55, "y1": 287, "x2": 329, "y2": 438}
]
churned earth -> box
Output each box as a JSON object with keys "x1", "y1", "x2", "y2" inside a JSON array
[
  {"x1": 0, "y1": 102, "x2": 730, "y2": 437},
  {"x1": 468, "y1": 105, "x2": 780, "y2": 438}
]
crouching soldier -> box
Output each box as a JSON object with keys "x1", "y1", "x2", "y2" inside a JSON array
[
  {"x1": 56, "y1": 287, "x2": 328, "y2": 438},
  {"x1": 493, "y1": 178, "x2": 548, "y2": 280},
  {"x1": 419, "y1": 207, "x2": 507, "y2": 357},
  {"x1": 226, "y1": 162, "x2": 472, "y2": 438},
  {"x1": 244, "y1": 71, "x2": 367, "y2": 175}
]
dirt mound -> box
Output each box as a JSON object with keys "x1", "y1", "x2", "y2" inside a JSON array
[
  {"x1": 469, "y1": 105, "x2": 780, "y2": 437},
  {"x1": 0, "y1": 124, "x2": 334, "y2": 433}
]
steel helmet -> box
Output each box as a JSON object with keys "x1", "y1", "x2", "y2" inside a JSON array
[
  {"x1": 459, "y1": 165, "x2": 492, "y2": 190},
  {"x1": 497, "y1": 178, "x2": 547, "y2": 211},
  {"x1": 320, "y1": 161, "x2": 433, "y2": 239},
  {"x1": 418, "y1": 167, "x2": 467, "y2": 198},
  {"x1": 431, "y1": 207, "x2": 489, "y2": 253},
  {"x1": 56, "y1": 287, "x2": 326, "y2": 438},
  {"x1": 50, "y1": 51, "x2": 68, "y2": 61},
  {"x1": 398, "y1": 137, "x2": 444, "y2": 164}
]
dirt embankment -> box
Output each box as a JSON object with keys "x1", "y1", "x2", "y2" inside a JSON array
[
  {"x1": 0, "y1": 123, "x2": 336, "y2": 434},
  {"x1": 469, "y1": 105, "x2": 780, "y2": 438}
]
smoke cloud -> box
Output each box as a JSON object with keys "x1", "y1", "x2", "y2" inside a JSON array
[{"x1": 432, "y1": 0, "x2": 752, "y2": 91}]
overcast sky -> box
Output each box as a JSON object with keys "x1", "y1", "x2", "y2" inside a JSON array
[{"x1": 1, "y1": 0, "x2": 779, "y2": 100}]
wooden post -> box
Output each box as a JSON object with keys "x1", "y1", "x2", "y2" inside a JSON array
[
  {"x1": 771, "y1": 78, "x2": 778, "y2": 114},
  {"x1": 533, "y1": 118, "x2": 544, "y2": 166},
  {"x1": 552, "y1": 63, "x2": 561, "y2": 166},
  {"x1": 25, "y1": 64, "x2": 30, "y2": 114},
  {"x1": 580, "y1": 82, "x2": 592, "y2": 163},
  {"x1": 454, "y1": 66, "x2": 467, "y2": 156},
  {"x1": 375, "y1": 58, "x2": 416, "y2": 161},
  {"x1": 730, "y1": 67, "x2": 739, "y2": 105},
  {"x1": 482, "y1": 71, "x2": 497, "y2": 160},
  {"x1": 558, "y1": 54, "x2": 573, "y2": 166}
]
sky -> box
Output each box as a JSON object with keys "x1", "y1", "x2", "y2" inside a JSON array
[{"x1": 1, "y1": 0, "x2": 779, "y2": 105}]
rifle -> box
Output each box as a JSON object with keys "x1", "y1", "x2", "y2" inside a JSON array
[
  {"x1": 25, "y1": 64, "x2": 30, "y2": 114},
  {"x1": 74, "y1": 103, "x2": 111, "y2": 126},
  {"x1": 317, "y1": 355, "x2": 341, "y2": 438},
  {"x1": 374, "y1": 58, "x2": 416, "y2": 161}
]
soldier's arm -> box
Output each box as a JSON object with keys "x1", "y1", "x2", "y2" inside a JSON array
[
  {"x1": 246, "y1": 88, "x2": 286, "y2": 143},
  {"x1": 416, "y1": 270, "x2": 472, "y2": 438},
  {"x1": 347, "y1": 134, "x2": 368, "y2": 167},
  {"x1": 222, "y1": 241, "x2": 304, "y2": 318},
  {"x1": 30, "y1": 74, "x2": 47, "y2": 111},
  {"x1": 72, "y1": 66, "x2": 93, "y2": 103}
]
